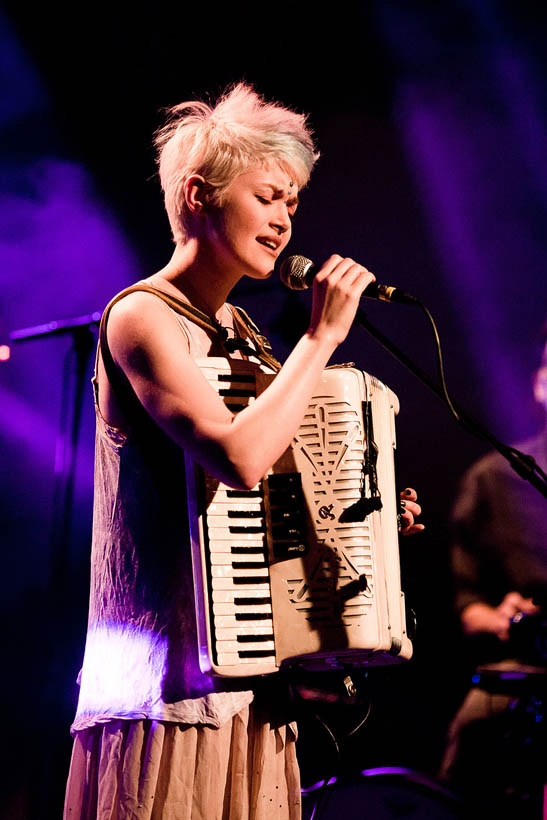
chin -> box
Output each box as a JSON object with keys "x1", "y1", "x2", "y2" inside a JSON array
[{"x1": 245, "y1": 265, "x2": 275, "y2": 280}]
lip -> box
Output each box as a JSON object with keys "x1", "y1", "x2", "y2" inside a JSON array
[{"x1": 256, "y1": 236, "x2": 281, "y2": 253}]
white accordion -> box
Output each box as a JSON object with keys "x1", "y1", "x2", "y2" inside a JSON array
[{"x1": 186, "y1": 360, "x2": 412, "y2": 677}]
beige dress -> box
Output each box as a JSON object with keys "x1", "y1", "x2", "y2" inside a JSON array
[{"x1": 63, "y1": 286, "x2": 301, "y2": 819}]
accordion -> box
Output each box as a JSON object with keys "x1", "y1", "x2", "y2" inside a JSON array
[{"x1": 185, "y1": 359, "x2": 412, "y2": 677}]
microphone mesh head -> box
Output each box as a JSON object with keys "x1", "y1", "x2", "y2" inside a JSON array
[{"x1": 279, "y1": 255, "x2": 313, "y2": 290}]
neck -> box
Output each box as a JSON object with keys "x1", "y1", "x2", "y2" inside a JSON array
[{"x1": 152, "y1": 240, "x2": 243, "y2": 318}]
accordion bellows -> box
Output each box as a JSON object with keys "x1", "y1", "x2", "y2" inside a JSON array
[{"x1": 186, "y1": 361, "x2": 412, "y2": 677}]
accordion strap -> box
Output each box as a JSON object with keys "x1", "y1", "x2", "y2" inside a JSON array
[
  {"x1": 230, "y1": 304, "x2": 281, "y2": 372},
  {"x1": 99, "y1": 282, "x2": 281, "y2": 421}
]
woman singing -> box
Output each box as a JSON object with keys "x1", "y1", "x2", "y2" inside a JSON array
[{"x1": 64, "y1": 83, "x2": 422, "y2": 820}]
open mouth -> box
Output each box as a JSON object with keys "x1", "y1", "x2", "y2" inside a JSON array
[{"x1": 256, "y1": 237, "x2": 278, "y2": 252}]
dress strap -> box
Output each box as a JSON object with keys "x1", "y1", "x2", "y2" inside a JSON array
[{"x1": 99, "y1": 283, "x2": 282, "y2": 420}]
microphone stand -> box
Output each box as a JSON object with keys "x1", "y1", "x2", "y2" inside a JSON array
[
  {"x1": 356, "y1": 307, "x2": 547, "y2": 500},
  {"x1": 10, "y1": 312, "x2": 101, "y2": 595}
]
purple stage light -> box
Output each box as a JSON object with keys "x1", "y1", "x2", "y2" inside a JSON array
[
  {"x1": 1, "y1": 10, "x2": 140, "y2": 599},
  {"x1": 375, "y1": 4, "x2": 546, "y2": 443}
]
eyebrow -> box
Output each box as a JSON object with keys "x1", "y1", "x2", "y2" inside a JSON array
[{"x1": 260, "y1": 183, "x2": 299, "y2": 206}]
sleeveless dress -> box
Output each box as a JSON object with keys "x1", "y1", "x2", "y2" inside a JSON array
[{"x1": 63, "y1": 288, "x2": 301, "y2": 820}]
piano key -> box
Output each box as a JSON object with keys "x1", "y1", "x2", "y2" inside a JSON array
[
  {"x1": 206, "y1": 516, "x2": 265, "y2": 527},
  {"x1": 215, "y1": 640, "x2": 275, "y2": 653},
  {"x1": 213, "y1": 600, "x2": 272, "y2": 613},
  {"x1": 214, "y1": 616, "x2": 273, "y2": 629},
  {"x1": 216, "y1": 653, "x2": 274, "y2": 666},
  {"x1": 212, "y1": 590, "x2": 271, "y2": 602},
  {"x1": 208, "y1": 531, "x2": 266, "y2": 542},
  {"x1": 211, "y1": 565, "x2": 269, "y2": 578},
  {"x1": 215, "y1": 626, "x2": 274, "y2": 639},
  {"x1": 209, "y1": 553, "x2": 267, "y2": 565},
  {"x1": 211, "y1": 577, "x2": 270, "y2": 590}
]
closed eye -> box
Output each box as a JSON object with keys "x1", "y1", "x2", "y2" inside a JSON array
[{"x1": 255, "y1": 193, "x2": 298, "y2": 220}]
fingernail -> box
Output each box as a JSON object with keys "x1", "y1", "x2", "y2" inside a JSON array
[{"x1": 405, "y1": 488, "x2": 412, "y2": 496}]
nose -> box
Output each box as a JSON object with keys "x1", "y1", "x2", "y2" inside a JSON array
[{"x1": 271, "y1": 203, "x2": 291, "y2": 235}]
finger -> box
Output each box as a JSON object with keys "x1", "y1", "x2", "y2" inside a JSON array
[
  {"x1": 399, "y1": 501, "x2": 425, "y2": 534},
  {"x1": 400, "y1": 488, "x2": 418, "y2": 501},
  {"x1": 506, "y1": 592, "x2": 537, "y2": 611},
  {"x1": 498, "y1": 600, "x2": 524, "y2": 620},
  {"x1": 317, "y1": 257, "x2": 374, "y2": 290},
  {"x1": 313, "y1": 254, "x2": 348, "y2": 284},
  {"x1": 499, "y1": 592, "x2": 527, "y2": 618},
  {"x1": 338, "y1": 264, "x2": 374, "y2": 290},
  {"x1": 331, "y1": 269, "x2": 376, "y2": 305},
  {"x1": 400, "y1": 523, "x2": 425, "y2": 536},
  {"x1": 493, "y1": 612, "x2": 513, "y2": 640},
  {"x1": 353, "y1": 268, "x2": 376, "y2": 295},
  {"x1": 513, "y1": 593, "x2": 538, "y2": 611},
  {"x1": 520, "y1": 599, "x2": 540, "y2": 614},
  {"x1": 400, "y1": 500, "x2": 421, "y2": 518},
  {"x1": 499, "y1": 594, "x2": 539, "y2": 619},
  {"x1": 326, "y1": 261, "x2": 368, "y2": 292},
  {"x1": 497, "y1": 601, "x2": 515, "y2": 619},
  {"x1": 400, "y1": 512, "x2": 415, "y2": 528}
]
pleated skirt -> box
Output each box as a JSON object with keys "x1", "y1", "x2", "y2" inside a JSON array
[{"x1": 63, "y1": 703, "x2": 301, "y2": 820}]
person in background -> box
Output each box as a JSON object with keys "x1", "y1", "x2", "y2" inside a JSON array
[
  {"x1": 440, "y1": 328, "x2": 547, "y2": 817},
  {"x1": 63, "y1": 84, "x2": 423, "y2": 820}
]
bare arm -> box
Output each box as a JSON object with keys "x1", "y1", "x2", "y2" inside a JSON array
[{"x1": 107, "y1": 256, "x2": 375, "y2": 489}]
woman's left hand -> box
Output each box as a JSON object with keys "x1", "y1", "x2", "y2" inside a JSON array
[{"x1": 399, "y1": 487, "x2": 424, "y2": 535}]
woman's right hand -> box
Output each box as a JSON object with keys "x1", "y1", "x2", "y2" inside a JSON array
[{"x1": 307, "y1": 255, "x2": 376, "y2": 347}]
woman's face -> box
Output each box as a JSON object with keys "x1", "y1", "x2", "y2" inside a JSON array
[{"x1": 204, "y1": 164, "x2": 299, "y2": 280}]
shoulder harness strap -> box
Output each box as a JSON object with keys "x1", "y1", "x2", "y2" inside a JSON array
[{"x1": 99, "y1": 283, "x2": 282, "y2": 417}]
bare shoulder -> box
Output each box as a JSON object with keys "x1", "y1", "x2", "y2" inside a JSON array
[
  {"x1": 107, "y1": 290, "x2": 177, "y2": 335},
  {"x1": 106, "y1": 290, "x2": 188, "y2": 363}
]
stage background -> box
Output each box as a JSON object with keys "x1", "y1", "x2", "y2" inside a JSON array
[{"x1": 1, "y1": 2, "x2": 545, "y2": 817}]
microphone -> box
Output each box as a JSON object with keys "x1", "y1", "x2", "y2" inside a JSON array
[{"x1": 279, "y1": 255, "x2": 417, "y2": 305}]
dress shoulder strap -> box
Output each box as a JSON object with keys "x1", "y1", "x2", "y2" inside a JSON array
[{"x1": 99, "y1": 283, "x2": 282, "y2": 419}]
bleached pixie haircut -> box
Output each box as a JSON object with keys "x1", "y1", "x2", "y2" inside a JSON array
[{"x1": 154, "y1": 83, "x2": 319, "y2": 243}]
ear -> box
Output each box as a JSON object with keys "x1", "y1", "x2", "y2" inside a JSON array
[{"x1": 184, "y1": 175, "x2": 208, "y2": 215}]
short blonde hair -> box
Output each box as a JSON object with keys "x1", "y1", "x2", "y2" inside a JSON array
[{"x1": 154, "y1": 83, "x2": 319, "y2": 243}]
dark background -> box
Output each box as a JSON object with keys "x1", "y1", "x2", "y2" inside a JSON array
[{"x1": 1, "y1": 2, "x2": 546, "y2": 817}]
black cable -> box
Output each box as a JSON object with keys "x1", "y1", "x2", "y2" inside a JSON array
[
  {"x1": 415, "y1": 299, "x2": 465, "y2": 428},
  {"x1": 356, "y1": 305, "x2": 547, "y2": 498}
]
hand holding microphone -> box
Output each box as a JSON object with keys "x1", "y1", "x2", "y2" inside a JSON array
[
  {"x1": 284, "y1": 254, "x2": 376, "y2": 348},
  {"x1": 279, "y1": 253, "x2": 417, "y2": 350},
  {"x1": 280, "y1": 254, "x2": 417, "y2": 304}
]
